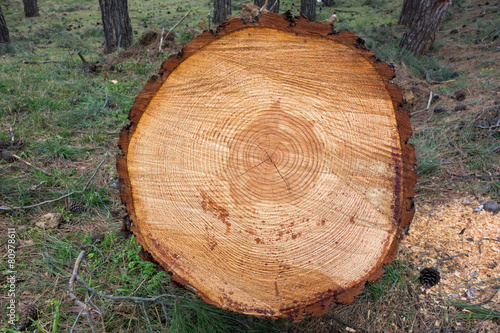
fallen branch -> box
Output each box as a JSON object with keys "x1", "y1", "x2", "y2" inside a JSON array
[
  {"x1": 71, "y1": 251, "x2": 192, "y2": 303},
  {"x1": 68, "y1": 250, "x2": 197, "y2": 331},
  {"x1": 74, "y1": 275, "x2": 191, "y2": 303},
  {"x1": 0, "y1": 159, "x2": 104, "y2": 210}
]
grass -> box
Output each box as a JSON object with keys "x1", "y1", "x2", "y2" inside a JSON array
[{"x1": 1, "y1": 0, "x2": 499, "y2": 332}]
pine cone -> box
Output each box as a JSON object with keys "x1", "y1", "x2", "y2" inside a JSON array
[
  {"x1": 16, "y1": 303, "x2": 39, "y2": 331},
  {"x1": 419, "y1": 267, "x2": 441, "y2": 288},
  {"x1": 69, "y1": 201, "x2": 84, "y2": 213}
]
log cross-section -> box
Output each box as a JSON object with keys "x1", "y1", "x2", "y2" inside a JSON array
[{"x1": 117, "y1": 12, "x2": 416, "y2": 320}]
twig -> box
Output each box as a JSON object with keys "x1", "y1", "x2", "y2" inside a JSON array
[
  {"x1": 477, "y1": 237, "x2": 500, "y2": 254},
  {"x1": 0, "y1": 159, "x2": 104, "y2": 210},
  {"x1": 68, "y1": 251, "x2": 97, "y2": 333},
  {"x1": 70, "y1": 292, "x2": 95, "y2": 333},
  {"x1": 8, "y1": 126, "x2": 15, "y2": 143},
  {"x1": 323, "y1": 314, "x2": 368, "y2": 332},
  {"x1": 426, "y1": 90, "x2": 433, "y2": 110},
  {"x1": 101, "y1": 92, "x2": 108, "y2": 111},
  {"x1": 423, "y1": 328, "x2": 474, "y2": 333},
  {"x1": 22, "y1": 60, "x2": 62, "y2": 64},
  {"x1": 74, "y1": 275, "x2": 191, "y2": 303},
  {"x1": 476, "y1": 286, "x2": 500, "y2": 306},
  {"x1": 77, "y1": 52, "x2": 88, "y2": 66},
  {"x1": 411, "y1": 107, "x2": 433, "y2": 116},
  {"x1": 71, "y1": 251, "x2": 191, "y2": 303},
  {"x1": 435, "y1": 253, "x2": 468, "y2": 268},
  {"x1": 29, "y1": 181, "x2": 46, "y2": 192},
  {"x1": 410, "y1": 90, "x2": 434, "y2": 116},
  {"x1": 414, "y1": 108, "x2": 435, "y2": 126},
  {"x1": 141, "y1": 302, "x2": 153, "y2": 333},
  {"x1": 477, "y1": 120, "x2": 500, "y2": 130},
  {"x1": 199, "y1": 13, "x2": 209, "y2": 31},
  {"x1": 269, "y1": 0, "x2": 278, "y2": 12},
  {"x1": 164, "y1": 10, "x2": 191, "y2": 42},
  {"x1": 7, "y1": 151, "x2": 51, "y2": 176},
  {"x1": 159, "y1": 27, "x2": 164, "y2": 52},
  {"x1": 335, "y1": 9, "x2": 361, "y2": 14}
]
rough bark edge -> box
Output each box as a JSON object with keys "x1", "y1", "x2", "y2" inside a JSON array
[{"x1": 117, "y1": 12, "x2": 416, "y2": 321}]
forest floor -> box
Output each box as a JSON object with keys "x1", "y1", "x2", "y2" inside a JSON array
[{"x1": 0, "y1": 0, "x2": 499, "y2": 332}]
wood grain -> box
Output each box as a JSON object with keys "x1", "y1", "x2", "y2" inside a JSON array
[{"x1": 117, "y1": 12, "x2": 416, "y2": 320}]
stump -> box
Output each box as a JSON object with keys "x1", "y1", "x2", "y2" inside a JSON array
[{"x1": 117, "y1": 12, "x2": 416, "y2": 320}]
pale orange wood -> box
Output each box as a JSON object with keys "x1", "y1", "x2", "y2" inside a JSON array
[{"x1": 117, "y1": 13, "x2": 416, "y2": 320}]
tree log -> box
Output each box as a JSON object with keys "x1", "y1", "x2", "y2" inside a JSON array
[{"x1": 117, "y1": 13, "x2": 416, "y2": 320}]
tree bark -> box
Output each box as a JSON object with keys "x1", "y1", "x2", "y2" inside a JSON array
[
  {"x1": 0, "y1": 6, "x2": 9, "y2": 43},
  {"x1": 118, "y1": 13, "x2": 415, "y2": 321},
  {"x1": 399, "y1": 0, "x2": 420, "y2": 26},
  {"x1": 323, "y1": 0, "x2": 335, "y2": 7},
  {"x1": 399, "y1": 0, "x2": 451, "y2": 55},
  {"x1": 213, "y1": 0, "x2": 232, "y2": 24},
  {"x1": 22, "y1": 0, "x2": 39, "y2": 18},
  {"x1": 300, "y1": 0, "x2": 316, "y2": 21},
  {"x1": 99, "y1": 0, "x2": 133, "y2": 54},
  {"x1": 254, "y1": 0, "x2": 280, "y2": 13}
]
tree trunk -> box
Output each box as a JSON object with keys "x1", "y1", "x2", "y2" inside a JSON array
[
  {"x1": 300, "y1": 0, "x2": 316, "y2": 21},
  {"x1": 323, "y1": 0, "x2": 335, "y2": 7},
  {"x1": 254, "y1": 0, "x2": 280, "y2": 13},
  {"x1": 22, "y1": 0, "x2": 39, "y2": 18},
  {"x1": 0, "y1": 6, "x2": 9, "y2": 43},
  {"x1": 399, "y1": 0, "x2": 451, "y2": 55},
  {"x1": 99, "y1": 0, "x2": 133, "y2": 54},
  {"x1": 399, "y1": 0, "x2": 420, "y2": 26},
  {"x1": 213, "y1": 0, "x2": 232, "y2": 24},
  {"x1": 117, "y1": 13, "x2": 416, "y2": 321}
]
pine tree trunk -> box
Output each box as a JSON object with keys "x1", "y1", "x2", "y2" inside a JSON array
[
  {"x1": 0, "y1": 6, "x2": 9, "y2": 43},
  {"x1": 22, "y1": 0, "x2": 39, "y2": 18},
  {"x1": 213, "y1": 0, "x2": 232, "y2": 24},
  {"x1": 118, "y1": 13, "x2": 416, "y2": 321},
  {"x1": 254, "y1": 0, "x2": 280, "y2": 13},
  {"x1": 323, "y1": 0, "x2": 334, "y2": 7},
  {"x1": 99, "y1": 0, "x2": 133, "y2": 54},
  {"x1": 301, "y1": 0, "x2": 316, "y2": 21},
  {"x1": 399, "y1": 0, "x2": 420, "y2": 26},
  {"x1": 399, "y1": 0, "x2": 451, "y2": 55}
]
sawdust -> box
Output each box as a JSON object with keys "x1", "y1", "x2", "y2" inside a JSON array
[{"x1": 404, "y1": 197, "x2": 500, "y2": 310}]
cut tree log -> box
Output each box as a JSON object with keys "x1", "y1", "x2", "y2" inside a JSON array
[{"x1": 117, "y1": 12, "x2": 416, "y2": 320}]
